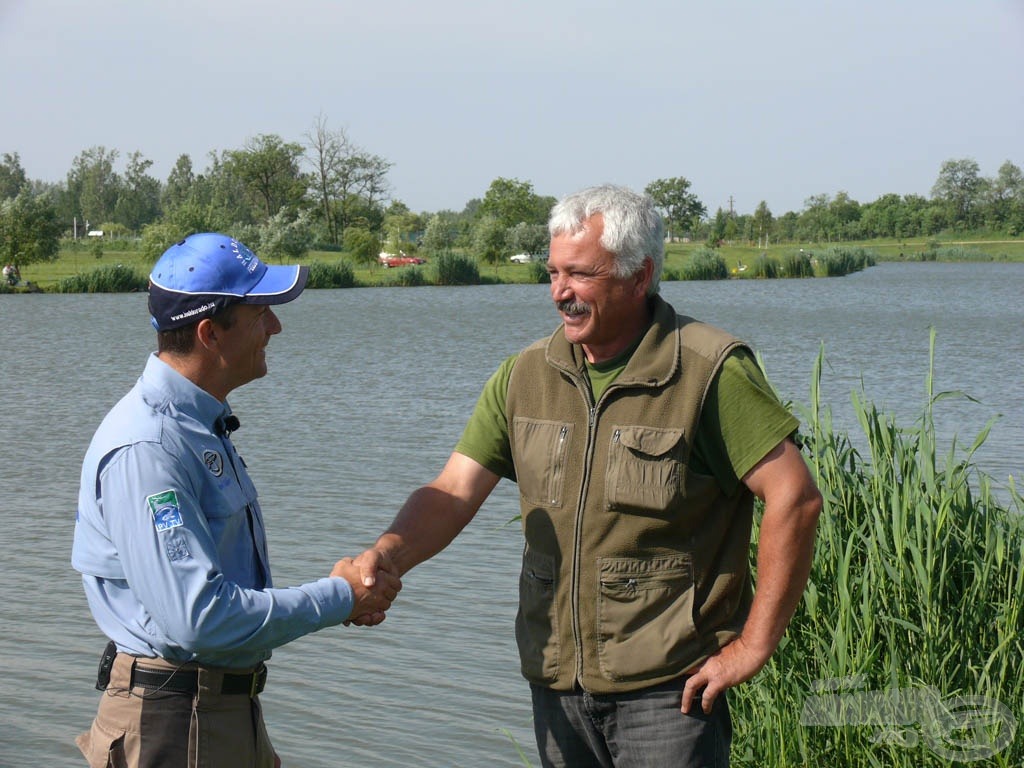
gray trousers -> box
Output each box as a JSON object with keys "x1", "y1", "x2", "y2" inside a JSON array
[{"x1": 531, "y1": 677, "x2": 731, "y2": 768}]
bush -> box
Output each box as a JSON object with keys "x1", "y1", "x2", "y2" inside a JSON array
[
  {"x1": 681, "y1": 247, "x2": 728, "y2": 280},
  {"x1": 55, "y1": 264, "x2": 148, "y2": 293},
  {"x1": 306, "y1": 259, "x2": 356, "y2": 289},
  {"x1": 433, "y1": 251, "x2": 480, "y2": 285},
  {"x1": 381, "y1": 266, "x2": 428, "y2": 287}
]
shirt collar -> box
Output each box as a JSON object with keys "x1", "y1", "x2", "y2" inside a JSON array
[{"x1": 139, "y1": 352, "x2": 233, "y2": 434}]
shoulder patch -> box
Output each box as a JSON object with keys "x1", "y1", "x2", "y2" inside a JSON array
[{"x1": 147, "y1": 489, "x2": 184, "y2": 531}]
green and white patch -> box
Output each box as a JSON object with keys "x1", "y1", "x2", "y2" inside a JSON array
[{"x1": 147, "y1": 489, "x2": 184, "y2": 531}]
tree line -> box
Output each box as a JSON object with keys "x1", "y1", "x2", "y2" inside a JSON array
[{"x1": 1, "y1": 114, "x2": 1022, "y2": 269}]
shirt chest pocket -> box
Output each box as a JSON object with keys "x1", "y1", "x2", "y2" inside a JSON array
[{"x1": 605, "y1": 425, "x2": 685, "y2": 514}]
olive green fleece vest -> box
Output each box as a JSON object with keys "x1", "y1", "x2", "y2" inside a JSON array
[{"x1": 507, "y1": 295, "x2": 755, "y2": 694}]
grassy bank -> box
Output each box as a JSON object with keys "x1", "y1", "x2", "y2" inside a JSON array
[
  {"x1": 730, "y1": 334, "x2": 1022, "y2": 766},
  {"x1": 5, "y1": 236, "x2": 1022, "y2": 292}
]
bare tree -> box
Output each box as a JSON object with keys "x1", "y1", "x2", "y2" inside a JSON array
[{"x1": 304, "y1": 114, "x2": 393, "y2": 244}]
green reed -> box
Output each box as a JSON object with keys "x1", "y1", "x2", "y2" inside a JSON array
[
  {"x1": 306, "y1": 259, "x2": 356, "y2": 288},
  {"x1": 732, "y1": 330, "x2": 1023, "y2": 766},
  {"x1": 681, "y1": 247, "x2": 729, "y2": 280},
  {"x1": 54, "y1": 263, "x2": 148, "y2": 293}
]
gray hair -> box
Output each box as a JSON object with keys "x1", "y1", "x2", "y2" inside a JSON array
[{"x1": 548, "y1": 184, "x2": 664, "y2": 294}]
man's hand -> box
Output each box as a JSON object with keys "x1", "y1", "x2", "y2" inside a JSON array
[
  {"x1": 331, "y1": 555, "x2": 401, "y2": 626},
  {"x1": 680, "y1": 636, "x2": 770, "y2": 714},
  {"x1": 342, "y1": 548, "x2": 399, "y2": 626}
]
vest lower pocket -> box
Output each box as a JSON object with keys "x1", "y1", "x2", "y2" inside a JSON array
[
  {"x1": 596, "y1": 554, "x2": 696, "y2": 682},
  {"x1": 516, "y1": 548, "x2": 560, "y2": 683}
]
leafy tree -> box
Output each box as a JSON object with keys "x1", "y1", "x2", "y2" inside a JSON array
[
  {"x1": 342, "y1": 225, "x2": 380, "y2": 265},
  {"x1": 931, "y1": 158, "x2": 984, "y2": 230},
  {"x1": 797, "y1": 194, "x2": 837, "y2": 242},
  {"x1": 255, "y1": 209, "x2": 315, "y2": 263},
  {"x1": 199, "y1": 150, "x2": 256, "y2": 227},
  {"x1": 421, "y1": 210, "x2": 462, "y2": 253},
  {"x1": 228, "y1": 134, "x2": 307, "y2": 220},
  {"x1": 0, "y1": 152, "x2": 28, "y2": 199},
  {"x1": 829, "y1": 191, "x2": 861, "y2": 239},
  {"x1": 0, "y1": 190, "x2": 63, "y2": 268},
  {"x1": 140, "y1": 221, "x2": 187, "y2": 262},
  {"x1": 472, "y1": 215, "x2": 508, "y2": 269},
  {"x1": 506, "y1": 222, "x2": 549, "y2": 257},
  {"x1": 645, "y1": 177, "x2": 706, "y2": 240},
  {"x1": 479, "y1": 178, "x2": 546, "y2": 229},
  {"x1": 751, "y1": 201, "x2": 773, "y2": 247},
  {"x1": 163, "y1": 154, "x2": 197, "y2": 212},
  {"x1": 983, "y1": 160, "x2": 1024, "y2": 229},
  {"x1": 67, "y1": 146, "x2": 121, "y2": 228},
  {"x1": 382, "y1": 201, "x2": 424, "y2": 253},
  {"x1": 114, "y1": 151, "x2": 162, "y2": 233}
]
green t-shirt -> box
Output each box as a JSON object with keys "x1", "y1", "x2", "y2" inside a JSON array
[{"x1": 455, "y1": 347, "x2": 799, "y2": 497}]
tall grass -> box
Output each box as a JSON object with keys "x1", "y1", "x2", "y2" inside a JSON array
[
  {"x1": 731, "y1": 331, "x2": 1023, "y2": 766},
  {"x1": 816, "y1": 247, "x2": 878, "y2": 276},
  {"x1": 381, "y1": 265, "x2": 428, "y2": 287},
  {"x1": 306, "y1": 259, "x2": 356, "y2": 288},
  {"x1": 54, "y1": 264, "x2": 148, "y2": 293},
  {"x1": 750, "y1": 253, "x2": 781, "y2": 279},
  {"x1": 433, "y1": 251, "x2": 481, "y2": 285},
  {"x1": 781, "y1": 251, "x2": 815, "y2": 278},
  {"x1": 681, "y1": 247, "x2": 729, "y2": 280}
]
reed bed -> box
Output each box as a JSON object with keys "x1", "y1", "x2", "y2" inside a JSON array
[
  {"x1": 681, "y1": 247, "x2": 729, "y2": 280},
  {"x1": 731, "y1": 332, "x2": 1022, "y2": 766},
  {"x1": 306, "y1": 259, "x2": 356, "y2": 289},
  {"x1": 433, "y1": 251, "x2": 481, "y2": 285},
  {"x1": 815, "y1": 247, "x2": 877, "y2": 277},
  {"x1": 54, "y1": 263, "x2": 148, "y2": 293}
]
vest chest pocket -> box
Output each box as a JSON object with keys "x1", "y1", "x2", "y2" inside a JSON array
[
  {"x1": 605, "y1": 425, "x2": 685, "y2": 514},
  {"x1": 511, "y1": 417, "x2": 573, "y2": 508}
]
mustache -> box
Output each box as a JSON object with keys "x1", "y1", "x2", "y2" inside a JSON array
[{"x1": 557, "y1": 299, "x2": 591, "y2": 315}]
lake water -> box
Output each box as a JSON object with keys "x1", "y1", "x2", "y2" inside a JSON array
[{"x1": 0, "y1": 261, "x2": 1020, "y2": 767}]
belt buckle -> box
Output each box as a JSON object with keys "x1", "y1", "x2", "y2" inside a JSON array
[{"x1": 251, "y1": 663, "x2": 267, "y2": 697}]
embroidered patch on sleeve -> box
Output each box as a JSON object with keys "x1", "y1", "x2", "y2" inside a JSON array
[
  {"x1": 147, "y1": 489, "x2": 184, "y2": 532},
  {"x1": 164, "y1": 532, "x2": 191, "y2": 561}
]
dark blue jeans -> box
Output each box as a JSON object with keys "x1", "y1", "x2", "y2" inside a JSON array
[{"x1": 531, "y1": 677, "x2": 731, "y2": 767}]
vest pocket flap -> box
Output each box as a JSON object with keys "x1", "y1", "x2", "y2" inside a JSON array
[{"x1": 614, "y1": 426, "x2": 684, "y2": 457}]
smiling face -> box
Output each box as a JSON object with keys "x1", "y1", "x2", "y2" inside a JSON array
[
  {"x1": 216, "y1": 303, "x2": 282, "y2": 393},
  {"x1": 547, "y1": 214, "x2": 653, "y2": 363}
]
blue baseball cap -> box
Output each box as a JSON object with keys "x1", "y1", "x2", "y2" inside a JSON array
[{"x1": 148, "y1": 233, "x2": 309, "y2": 331}]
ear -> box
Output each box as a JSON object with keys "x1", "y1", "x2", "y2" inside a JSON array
[
  {"x1": 195, "y1": 318, "x2": 219, "y2": 351},
  {"x1": 632, "y1": 257, "x2": 654, "y2": 297}
]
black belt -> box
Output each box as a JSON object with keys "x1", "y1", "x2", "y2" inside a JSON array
[{"x1": 132, "y1": 663, "x2": 267, "y2": 697}]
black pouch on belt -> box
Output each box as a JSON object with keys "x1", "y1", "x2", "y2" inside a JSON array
[{"x1": 95, "y1": 640, "x2": 117, "y2": 691}]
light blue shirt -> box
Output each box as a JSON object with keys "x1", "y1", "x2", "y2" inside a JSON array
[{"x1": 72, "y1": 353, "x2": 353, "y2": 668}]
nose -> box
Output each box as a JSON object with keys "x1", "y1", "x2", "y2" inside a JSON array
[
  {"x1": 265, "y1": 307, "x2": 282, "y2": 335},
  {"x1": 550, "y1": 272, "x2": 572, "y2": 301}
]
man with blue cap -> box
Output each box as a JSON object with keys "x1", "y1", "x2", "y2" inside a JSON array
[{"x1": 72, "y1": 233, "x2": 400, "y2": 767}]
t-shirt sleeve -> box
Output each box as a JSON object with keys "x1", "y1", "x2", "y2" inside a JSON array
[
  {"x1": 454, "y1": 355, "x2": 518, "y2": 480},
  {"x1": 692, "y1": 348, "x2": 800, "y2": 496}
]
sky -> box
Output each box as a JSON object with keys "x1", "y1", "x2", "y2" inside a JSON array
[{"x1": 2, "y1": 0, "x2": 1022, "y2": 217}]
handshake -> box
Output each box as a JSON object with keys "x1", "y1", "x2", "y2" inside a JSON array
[{"x1": 331, "y1": 548, "x2": 402, "y2": 626}]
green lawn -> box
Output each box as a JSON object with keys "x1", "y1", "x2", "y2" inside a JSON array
[{"x1": 9, "y1": 235, "x2": 1024, "y2": 292}]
